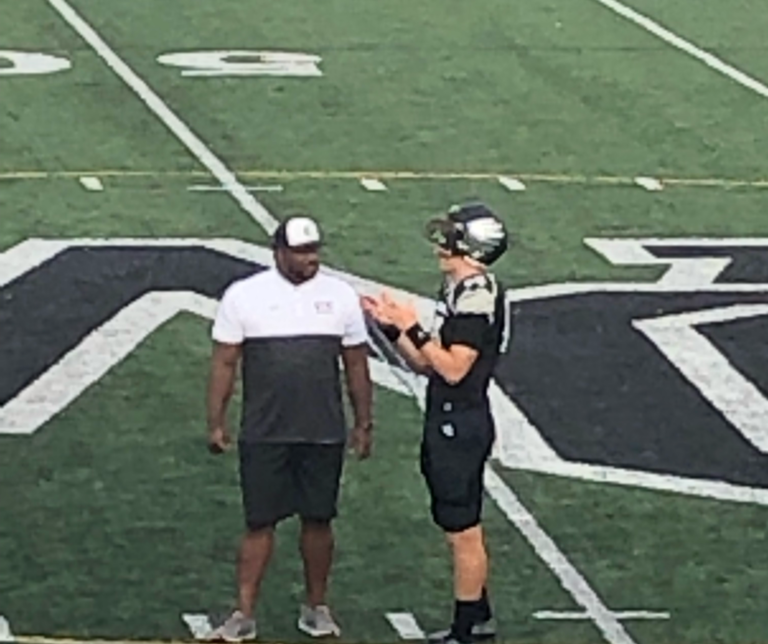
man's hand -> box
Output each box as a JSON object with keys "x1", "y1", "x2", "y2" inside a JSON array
[
  {"x1": 208, "y1": 426, "x2": 232, "y2": 454},
  {"x1": 348, "y1": 423, "x2": 373, "y2": 460}
]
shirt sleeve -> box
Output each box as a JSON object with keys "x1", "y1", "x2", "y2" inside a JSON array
[
  {"x1": 341, "y1": 285, "x2": 370, "y2": 347},
  {"x1": 211, "y1": 285, "x2": 245, "y2": 344},
  {"x1": 447, "y1": 280, "x2": 495, "y2": 350},
  {"x1": 445, "y1": 316, "x2": 489, "y2": 351}
]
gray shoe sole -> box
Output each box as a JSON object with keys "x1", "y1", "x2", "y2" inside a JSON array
[{"x1": 297, "y1": 618, "x2": 341, "y2": 638}]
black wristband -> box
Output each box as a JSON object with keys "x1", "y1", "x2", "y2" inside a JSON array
[
  {"x1": 380, "y1": 323, "x2": 401, "y2": 343},
  {"x1": 405, "y1": 323, "x2": 430, "y2": 349}
]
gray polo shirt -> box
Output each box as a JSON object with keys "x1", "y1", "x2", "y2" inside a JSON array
[{"x1": 212, "y1": 268, "x2": 369, "y2": 443}]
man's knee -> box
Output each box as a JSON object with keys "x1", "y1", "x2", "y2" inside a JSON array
[
  {"x1": 300, "y1": 517, "x2": 333, "y2": 531},
  {"x1": 244, "y1": 521, "x2": 276, "y2": 535},
  {"x1": 446, "y1": 523, "x2": 483, "y2": 543}
]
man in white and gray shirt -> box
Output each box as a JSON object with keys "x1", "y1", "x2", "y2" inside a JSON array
[{"x1": 206, "y1": 215, "x2": 373, "y2": 641}]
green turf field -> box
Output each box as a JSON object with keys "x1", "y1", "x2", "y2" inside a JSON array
[{"x1": 2, "y1": 1, "x2": 768, "y2": 643}]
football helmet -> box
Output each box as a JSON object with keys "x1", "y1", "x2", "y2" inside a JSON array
[{"x1": 425, "y1": 203, "x2": 509, "y2": 266}]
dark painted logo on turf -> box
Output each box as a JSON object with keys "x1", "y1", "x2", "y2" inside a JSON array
[{"x1": 2, "y1": 237, "x2": 768, "y2": 504}]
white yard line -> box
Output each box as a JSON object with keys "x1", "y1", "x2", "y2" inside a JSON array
[
  {"x1": 483, "y1": 468, "x2": 636, "y2": 644},
  {"x1": 187, "y1": 184, "x2": 284, "y2": 193},
  {"x1": 47, "y1": 0, "x2": 279, "y2": 234},
  {"x1": 593, "y1": 0, "x2": 768, "y2": 100}
]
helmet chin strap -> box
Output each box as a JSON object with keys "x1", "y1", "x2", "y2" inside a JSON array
[
  {"x1": 464, "y1": 255, "x2": 487, "y2": 270},
  {"x1": 444, "y1": 254, "x2": 486, "y2": 283}
]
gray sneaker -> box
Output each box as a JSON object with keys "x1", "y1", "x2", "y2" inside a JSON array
[
  {"x1": 297, "y1": 604, "x2": 341, "y2": 637},
  {"x1": 206, "y1": 611, "x2": 257, "y2": 642}
]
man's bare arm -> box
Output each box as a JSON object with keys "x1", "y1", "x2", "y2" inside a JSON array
[
  {"x1": 206, "y1": 342, "x2": 242, "y2": 434},
  {"x1": 341, "y1": 343, "x2": 373, "y2": 429}
]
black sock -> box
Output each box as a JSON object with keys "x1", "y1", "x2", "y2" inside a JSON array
[
  {"x1": 477, "y1": 587, "x2": 492, "y2": 622},
  {"x1": 452, "y1": 600, "x2": 480, "y2": 642}
]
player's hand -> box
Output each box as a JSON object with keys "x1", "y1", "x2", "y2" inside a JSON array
[
  {"x1": 379, "y1": 292, "x2": 419, "y2": 330},
  {"x1": 349, "y1": 423, "x2": 373, "y2": 460},
  {"x1": 208, "y1": 426, "x2": 232, "y2": 454},
  {"x1": 360, "y1": 295, "x2": 393, "y2": 325}
]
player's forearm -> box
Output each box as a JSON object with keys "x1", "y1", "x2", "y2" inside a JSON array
[
  {"x1": 394, "y1": 335, "x2": 432, "y2": 373},
  {"x1": 206, "y1": 361, "x2": 236, "y2": 431},
  {"x1": 401, "y1": 324, "x2": 472, "y2": 384},
  {"x1": 417, "y1": 341, "x2": 465, "y2": 384}
]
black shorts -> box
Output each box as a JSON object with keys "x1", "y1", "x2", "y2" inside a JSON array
[
  {"x1": 420, "y1": 406, "x2": 495, "y2": 533},
  {"x1": 238, "y1": 441, "x2": 345, "y2": 531}
]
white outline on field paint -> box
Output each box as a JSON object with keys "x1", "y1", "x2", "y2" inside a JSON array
[
  {"x1": 494, "y1": 237, "x2": 768, "y2": 507},
  {"x1": 46, "y1": 0, "x2": 278, "y2": 234},
  {"x1": 634, "y1": 305, "x2": 768, "y2": 454},
  {"x1": 0, "y1": 238, "x2": 633, "y2": 644},
  {"x1": 0, "y1": 290, "x2": 215, "y2": 434},
  {"x1": 592, "y1": 0, "x2": 768, "y2": 100}
]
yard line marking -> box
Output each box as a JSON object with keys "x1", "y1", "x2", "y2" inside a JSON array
[
  {"x1": 385, "y1": 613, "x2": 426, "y2": 640},
  {"x1": 360, "y1": 177, "x2": 388, "y2": 191},
  {"x1": 14, "y1": 639, "x2": 206, "y2": 644},
  {"x1": 483, "y1": 468, "x2": 636, "y2": 644},
  {"x1": 180, "y1": 614, "x2": 213, "y2": 640},
  {"x1": 47, "y1": 0, "x2": 279, "y2": 234},
  {"x1": 498, "y1": 175, "x2": 527, "y2": 192},
  {"x1": 79, "y1": 176, "x2": 104, "y2": 191},
  {"x1": 187, "y1": 184, "x2": 284, "y2": 193},
  {"x1": 0, "y1": 616, "x2": 14, "y2": 643},
  {"x1": 534, "y1": 610, "x2": 670, "y2": 620},
  {"x1": 593, "y1": 0, "x2": 768, "y2": 100},
  {"x1": 4, "y1": 167, "x2": 768, "y2": 190},
  {"x1": 634, "y1": 176, "x2": 663, "y2": 192}
]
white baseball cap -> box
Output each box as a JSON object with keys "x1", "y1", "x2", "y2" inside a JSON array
[{"x1": 272, "y1": 216, "x2": 322, "y2": 249}]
